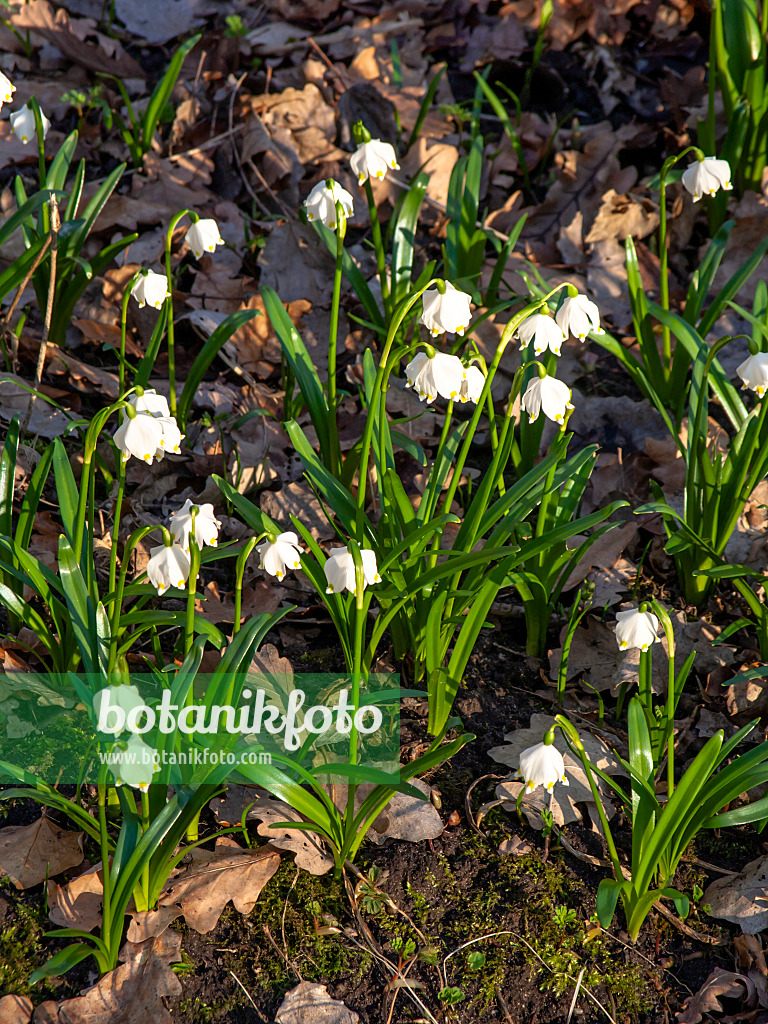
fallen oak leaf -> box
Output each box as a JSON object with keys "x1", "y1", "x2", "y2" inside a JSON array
[
  {"x1": 275, "y1": 981, "x2": 359, "y2": 1024},
  {"x1": 0, "y1": 995, "x2": 33, "y2": 1024},
  {"x1": 704, "y1": 855, "x2": 768, "y2": 935},
  {"x1": 676, "y1": 968, "x2": 757, "y2": 1024},
  {"x1": 246, "y1": 797, "x2": 334, "y2": 875},
  {"x1": 47, "y1": 862, "x2": 104, "y2": 931},
  {"x1": 0, "y1": 815, "x2": 83, "y2": 889}
]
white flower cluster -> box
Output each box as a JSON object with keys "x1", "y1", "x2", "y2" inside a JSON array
[
  {"x1": 113, "y1": 389, "x2": 182, "y2": 465},
  {"x1": 146, "y1": 500, "x2": 221, "y2": 596},
  {"x1": 0, "y1": 73, "x2": 52, "y2": 145}
]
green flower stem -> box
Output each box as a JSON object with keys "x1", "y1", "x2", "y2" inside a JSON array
[
  {"x1": 344, "y1": 547, "x2": 367, "y2": 841},
  {"x1": 119, "y1": 271, "x2": 142, "y2": 397},
  {"x1": 107, "y1": 524, "x2": 155, "y2": 674},
  {"x1": 108, "y1": 459, "x2": 126, "y2": 607},
  {"x1": 424, "y1": 399, "x2": 454, "y2": 524},
  {"x1": 29, "y1": 97, "x2": 47, "y2": 200},
  {"x1": 97, "y1": 769, "x2": 112, "y2": 945},
  {"x1": 327, "y1": 203, "x2": 346, "y2": 477},
  {"x1": 554, "y1": 715, "x2": 623, "y2": 882},
  {"x1": 184, "y1": 523, "x2": 201, "y2": 666},
  {"x1": 73, "y1": 403, "x2": 127, "y2": 563},
  {"x1": 164, "y1": 210, "x2": 191, "y2": 419},
  {"x1": 364, "y1": 179, "x2": 390, "y2": 318},
  {"x1": 658, "y1": 147, "x2": 703, "y2": 371},
  {"x1": 140, "y1": 788, "x2": 151, "y2": 910},
  {"x1": 638, "y1": 647, "x2": 652, "y2": 717},
  {"x1": 233, "y1": 537, "x2": 258, "y2": 636},
  {"x1": 652, "y1": 602, "x2": 677, "y2": 797}
]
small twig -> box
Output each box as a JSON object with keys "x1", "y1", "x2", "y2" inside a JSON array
[
  {"x1": 21, "y1": 194, "x2": 59, "y2": 434},
  {"x1": 3, "y1": 233, "x2": 52, "y2": 373},
  {"x1": 262, "y1": 924, "x2": 303, "y2": 981},
  {"x1": 465, "y1": 773, "x2": 505, "y2": 836},
  {"x1": 566, "y1": 966, "x2": 586, "y2": 1024},
  {"x1": 229, "y1": 971, "x2": 268, "y2": 1022}
]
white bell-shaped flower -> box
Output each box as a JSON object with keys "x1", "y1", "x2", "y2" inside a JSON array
[
  {"x1": 169, "y1": 499, "x2": 221, "y2": 552},
  {"x1": 614, "y1": 607, "x2": 660, "y2": 652},
  {"x1": 156, "y1": 416, "x2": 183, "y2": 455},
  {"x1": 185, "y1": 218, "x2": 225, "y2": 259},
  {"x1": 736, "y1": 353, "x2": 768, "y2": 398},
  {"x1": 521, "y1": 373, "x2": 573, "y2": 424},
  {"x1": 130, "y1": 270, "x2": 170, "y2": 310},
  {"x1": 92, "y1": 685, "x2": 144, "y2": 737},
  {"x1": 460, "y1": 364, "x2": 486, "y2": 404},
  {"x1": 681, "y1": 157, "x2": 732, "y2": 202},
  {"x1": 10, "y1": 102, "x2": 50, "y2": 144},
  {"x1": 420, "y1": 282, "x2": 472, "y2": 337},
  {"x1": 324, "y1": 547, "x2": 381, "y2": 596},
  {"x1": 517, "y1": 313, "x2": 566, "y2": 356},
  {"x1": 304, "y1": 180, "x2": 354, "y2": 230},
  {"x1": 110, "y1": 734, "x2": 159, "y2": 792},
  {"x1": 556, "y1": 295, "x2": 603, "y2": 340},
  {"x1": 147, "y1": 542, "x2": 191, "y2": 596},
  {"x1": 350, "y1": 139, "x2": 400, "y2": 184},
  {"x1": 519, "y1": 741, "x2": 569, "y2": 795},
  {"x1": 0, "y1": 72, "x2": 16, "y2": 109},
  {"x1": 405, "y1": 351, "x2": 466, "y2": 405},
  {"x1": 257, "y1": 532, "x2": 302, "y2": 581},
  {"x1": 129, "y1": 388, "x2": 170, "y2": 418},
  {"x1": 113, "y1": 411, "x2": 164, "y2": 464}
]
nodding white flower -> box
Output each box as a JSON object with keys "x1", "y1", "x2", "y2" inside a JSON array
[
  {"x1": 460, "y1": 364, "x2": 486, "y2": 404},
  {"x1": 324, "y1": 547, "x2": 381, "y2": 596},
  {"x1": 350, "y1": 139, "x2": 400, "y2": 184},
  {"x1": 169, "y1": 499, "x2": 221, "y2": 552},
  {"x1": 681, "y1": 157, "x2": 733, "y2": 202},
  {"x1": 130, "y1": 270, "x2": 170, "y2": 310},
  {"x1": 110, "y1": 734, "x2": 159, "y2": 792},
  {"x1": 405, "y1": 351, "x2": 466, "y2": 405},
  {"x1": 521, "y1": 373, "x2": 573, "y2": 425},
  {"x1": 128, "y1": 388, "x2": 171, "y2": 419},
  {"x1": 155, "y1": 416, "x2": 183, "y2": 455},
  {"x1": 185, "y1": 218, "x2": 225, "y2": 259},
  {"x1": 737, "y1": 353, "x2": 768, "y2": 398},
  {"x1": 519, "y1": 741, "x2": 569, "y2": 795},
  {"x1": 113, "y1": 411, "x2": 164, "y2": 464},
  {"x1": 517, "y1": 313, "x2": 566, "y2": 356},
  {"x1": 257, "y1": 532, "x2": 302, "y2": 581},
  {"x1": 556, "y1": 295, "x2": 603, "y2": 340},
  {"x1": 0, "y1": 72, "x2": 15, "y2": 108},
  {"x1": 10, "y1": 102, "x2": 50, "y2": 145},
  {"x1": 420, "y1": 282, "x2": 472, "y2": 337},
  {"x1": 614, "y1": 608, "x2": 660, "y2": 652},
  {"x1": 92, "y1": 685, "x2": 144, "y2": 737},
  {"x1": 147, "y1": 542, "x2": 191, "y2": 595},
  {"x1": 304, "y1": 180, "x2": 354, "y2": 230}
]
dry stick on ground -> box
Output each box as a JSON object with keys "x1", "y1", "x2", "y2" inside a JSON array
[
  {"x1": 2, "y1": 233, "x2": 52, "y2": 373},
  {"x1": 21, "y1": 194, "x2": 59, "y2": 435},
  {"x1": 228, "y1": 971, "x2": 269, "y2": 1023}
]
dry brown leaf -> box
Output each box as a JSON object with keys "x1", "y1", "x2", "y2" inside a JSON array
[
  {"x1": 508, "y1": 0, "x2": 643, "y2": 50},
  {"x1": 258, "y1": 220, "x2": 338, "y2": 305},
  {"x1": 47, "y1": 862, "x2": 103, "y2": 931},
  {"x1": 353, "y1": 778, "x2": 443, "y2": 846},
  {"x1": 562, "y1": 520, "x2": 637, "y2": 590},
  {"x1": 113, "y1": 0, "x2": 200, "y2": 44},
  {"x1": 0, "y1": 996, "x2": 32, "y2": 1024},
  {"x1": 155, "y1": 843, "x2": 280, "y2": 934},
  {"x1": 275, "y1": 981, "x2": 359, "y2": 1024},
  {"x1": 41, "y1": 931, "x2": 182, "y2": 1024},
  {"x1": 261, "y1": 481, "x2": 335, "y2": 542},
  {"x1": 0, "y1": 816, "x2": 83, "y2": 889},
  {"x1": 498, "y1": 835, "x2": 532, "y2": 856},
  {"x1": 0, "y1": 375, "x2": 72, "y2": 438},
  {"x1": 194, "y1": 579, "x2": 282, "y2": 625},
  {"x1": 12, "y1": 1, "x2": 143, "y2": 77},
  {"x1": 586, "y1": 237, "x2": 631, "y2": 329},
  {"x1": 46, "y1": 345, "x2": 120, "y2": 399},
  {"x1": 585, "y1": 189, "x2": 659, "y2": 243},
  {"x1": 676, "y1": 968, "x2": 756, "y2": 1024},
  {"x1": 257, "y1": 85, "x2": 342, "y2": 166},
  {"x1": 247, "y1": 797, "x2": 334, "y2": 875},
  {"x1": 704, "y1": 855, "x2": 768, "y2": 934}
]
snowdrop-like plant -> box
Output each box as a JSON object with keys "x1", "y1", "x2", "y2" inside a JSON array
[
  {"x1": 0, "y1": 71, "x2": 15, "y2": 108},
  {"x1": 185, "y1": 217, "x2": 225, "y2": 259},
  {"x1": 517, "y1": 312, "x2": 565, "y2": 356},
  {"x1": 113, "y1": 409, "x2": 164, "y2": 464},
  {"x1": 556, "y1": 294, "x2": 602, "y2": 340},
  {"x1": 169, "y1": 499, "x2": 221, "y2": 552},
  {"x1": 737, "y1": 352, "x2": 768, "y2": 397},
  {"x1": 129, "y1": 388, "x2": 171, "y2": 418},
  {"x1": 304, "y1": 179, "x2": 354, "y2": 230},
  {"x1": 350, "y1": 139, "x2": 399, "y2": 184},
  {"x1": 405, "y1": 350, "x2": 466, "y2": 404},
  {"x1": 110, "y1": 735, "x2": 159, "y2": 792},
  {"x1": 681, "y1": 156, "x2": 733, "y2": 202},
  {"x1": 10, "y1": 102, "x2": 49, "y2": 144},
  {"x1": 146, "y1": 540, "x2": 191, "y2": 595},
  {"x1": 615, "y1": 607, "x2": 660, "y2": 652},
  {"x1": 130, "y1": 269, "x2": 170, "y2": 310},
  {"x1": 521, "y1": 371, "x2": 573, "y2": 425},
  {"x1": 324, "y1": 546, "x2": 381, "y2": 596},
  {"x1": 519, "y1": 738, "x2": 569, "y2": 795},
  {"x1": 257, "y1": 532, "x2": 302, "y2": 581},
  {"x1": 420, "y1": 281, "x2": 472, "y2": 337},
  {"x1": 92, "y1": 685, "x2": 145, "y2": 737}
]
